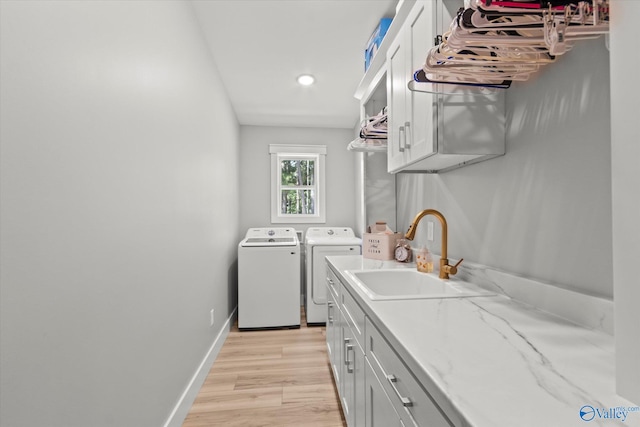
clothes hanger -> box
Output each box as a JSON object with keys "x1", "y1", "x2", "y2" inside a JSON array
[
  {"x1": 411, "y1": 69, "x2": 512, "y2": 95},
  {"x1": 411, "y1": 0, "x2": 608, "y2": 91},
  {"x1": 446, "y1": 6, "x2": 602, "y2": 51}
]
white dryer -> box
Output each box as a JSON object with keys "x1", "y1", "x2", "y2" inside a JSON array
[
  {"x1": 238, "y1": 228, "x2": 300, "y2": 329},
  {"x1": 305, "y1": 227, "x2": 361, "y2": 325}
]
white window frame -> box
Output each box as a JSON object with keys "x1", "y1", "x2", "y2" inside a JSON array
[{"x1": 269, "y1": 144, "x2": 326, "y2": 224}]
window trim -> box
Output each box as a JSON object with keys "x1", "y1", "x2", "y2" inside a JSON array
[{"x1": 269, "y1": 144, "x2": 326, "y2": 224}]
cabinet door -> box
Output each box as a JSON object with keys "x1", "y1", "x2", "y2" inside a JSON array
[
  {"x1": 367, "y1": 319, "x2": 451, "y2": 427},
  {"x1": 365, "y1": 359, "x2": 403, "y2": 427},
  {"x1": 341, "y1": 324, "x2": 367, "y2": 427},
  {"x1": 406, "y1": 0, "x2": 437, "y2": 162},
  {"x1": 326, "y1": 286, "x2": 340, "y2": 383},
  {"x1": 341, "y1": 324, "x2": 356, "y2": 427},
  {"x1": 341, "y1": 291, "x2": 366, "y2": 426},
  {"x1": 386, "y1": 32, "x2": 407, "y2": 173},
  {"x1": 387, "y1": 0, "x2": 436, "y2": 173},
  {"x1": 353, "y1": 341, "x2": 366, "y2": 427}
]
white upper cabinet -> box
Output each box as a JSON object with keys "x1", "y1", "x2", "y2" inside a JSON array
[
  {"x1": 407, "y1": 2, "x2": 436, "y2": 164},
  {"x1": 385, "y1": 0, "x2": 505, "y2": 174},
  {"x1": 387, "y1": 33, "x2": 408, "y2": 169},
  {"x1": 387, "y1": 0, "x2": 436, "y2": 172}
]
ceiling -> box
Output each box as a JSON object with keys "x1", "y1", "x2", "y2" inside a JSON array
[{"x1": 191, "y1": 0, "x2": 398, "y2": 129}]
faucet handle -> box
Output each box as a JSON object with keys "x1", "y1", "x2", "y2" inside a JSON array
[{"x1": 447, "y1": 258, "x2": 464, "y2": 276}]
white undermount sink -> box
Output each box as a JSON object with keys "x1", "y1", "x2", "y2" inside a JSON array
[{"x1": 345, "y1": 269, "x2": 494, "y2": 301}]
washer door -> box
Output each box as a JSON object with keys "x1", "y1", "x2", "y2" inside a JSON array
[{"x1": 311, "y1": 245, "x2": 360, "y2": 304}]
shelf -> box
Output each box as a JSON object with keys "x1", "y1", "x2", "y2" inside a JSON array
[
  {"x1": 347, "y1": 139, "x2": 388, "y2": 153},
  {"x1": 353, "y1": 0, "x2": 417, "y2": 101}
]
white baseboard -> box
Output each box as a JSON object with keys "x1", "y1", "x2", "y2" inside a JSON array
[{"x1": 163, "y1": 307, "x2": 237, "y2": 427}]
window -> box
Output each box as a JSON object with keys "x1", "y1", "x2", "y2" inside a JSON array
[{"x1": 270, "y1": 144, "x2": 326, "y2": 224}]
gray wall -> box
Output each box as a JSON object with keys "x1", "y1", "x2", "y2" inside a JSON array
[
  {"x1": 363, "y1": 152, "x2": 397, "y2": 234},
  {"x1": 239, "y1": 125, "x2": 357, "y2": 235},
  {"x1": 0, "y1": 2, "x2": 240, "y2": 426},
  {"x1": 397, "y1": 38, "x2": 612, "y2": 298}
]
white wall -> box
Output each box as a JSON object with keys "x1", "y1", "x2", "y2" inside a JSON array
[
  {"x1": 0, "y1": 2, "x2": 240, "y2": 426},
  {"x1": 239, "y1": 125, "x2": 357, "y2": 235},
  {"x1": 610, "y1": 1, "x2": 640, "y2": 405},
  {"x1": 397, "y1": 37, "x2": 612, "y2": 298}
]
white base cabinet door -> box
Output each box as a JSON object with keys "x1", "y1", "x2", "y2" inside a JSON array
[
  {"x1": 326, "y1": 283, "x2": 340, "y2": 384},
  {"x1": 366, "y1": 318, "x2": 452, "y2": 427},
  {"x1": 341, "y1": 324, "x2": 355, "y2": 426},
  {"x1": 354, "y1": 342, "x2": 366, "y2": 427},
  {"x1": 365, "y1": 359, "x2": 403, "y2": 427},
  {"x1": 328, "y1": 268, "x2": 366, "y2": 427},
  {"x1": 340, "y1": 297, "x2": 366, "y2": 427}
]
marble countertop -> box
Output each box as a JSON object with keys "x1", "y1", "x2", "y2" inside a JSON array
[{"x1": 327, "y1": 255, "x2": 640, "y2": 427}]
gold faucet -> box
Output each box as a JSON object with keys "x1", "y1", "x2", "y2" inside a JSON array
[{"x1": 405, "y1": 209, "x2": 463, "y2": 280}]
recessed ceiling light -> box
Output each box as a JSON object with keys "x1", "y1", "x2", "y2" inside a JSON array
[{"x1": 297, "y1": 74, "x2": 315, "y2": 86}]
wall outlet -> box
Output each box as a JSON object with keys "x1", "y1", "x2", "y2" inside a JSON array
[
  {"x1": 210, "y1": 309, "x2": 215, "y2": 327},
  {"x1": 427, "y1": 221, "x2": 434, "y2": 241}
]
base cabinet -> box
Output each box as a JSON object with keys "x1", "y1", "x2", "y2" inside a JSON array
[
  {"x1": 327, "y1": 268, "x2": 366, "y2": 427},
  {"x1": 327, "y1": 264, "x2": 453, "y2": 427}
]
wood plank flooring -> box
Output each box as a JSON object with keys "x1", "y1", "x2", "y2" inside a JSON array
[{"x1": 182, "y1": 311, "x2": 346, "y2": 427}]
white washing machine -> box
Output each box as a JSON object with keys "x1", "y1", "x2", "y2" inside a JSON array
[
  {"x1": 305, "y1": 227, "x2": 361, "y2": 325},
  {"x1": 238, "y1": 228, "x2": 301, "y2": 329}
]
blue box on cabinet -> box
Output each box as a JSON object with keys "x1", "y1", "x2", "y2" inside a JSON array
[{"x1": 364, "y1": 18, "x2": 393, "y2": 72}]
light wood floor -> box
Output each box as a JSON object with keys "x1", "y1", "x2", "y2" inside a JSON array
[{"x1": 182, "y1": 310, "x2": 346, "y2": 427}]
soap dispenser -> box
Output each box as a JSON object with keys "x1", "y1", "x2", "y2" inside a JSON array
[{"x1": 416, "y1": 245, "x2": 433, "y2": 273}]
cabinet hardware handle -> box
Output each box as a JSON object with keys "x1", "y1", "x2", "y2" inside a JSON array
[
  {"x1": 327, "y1": 302, "x2": 334, "y2": 324},
  {"x1": 387, "y1": 374, "x2": 420, "y2": 426},
  {"x1": 343, "y1": 338, "x2": 352, "y2": 371},
  {"x1": 404, "y1": 122, "x2": 411, "y2": 148},
  {"x1": 399, "y1": 126, "x2": 405, "y2": 152},
  {"x1": 345, "y1": 344, "x2": 354, "y2": 373},
  {"x1": 386, "y1": 374, "x2": 413, "y2": 407},
  {"x1": 326, "y1": 277, "x2": 334, "y2": 285}
]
